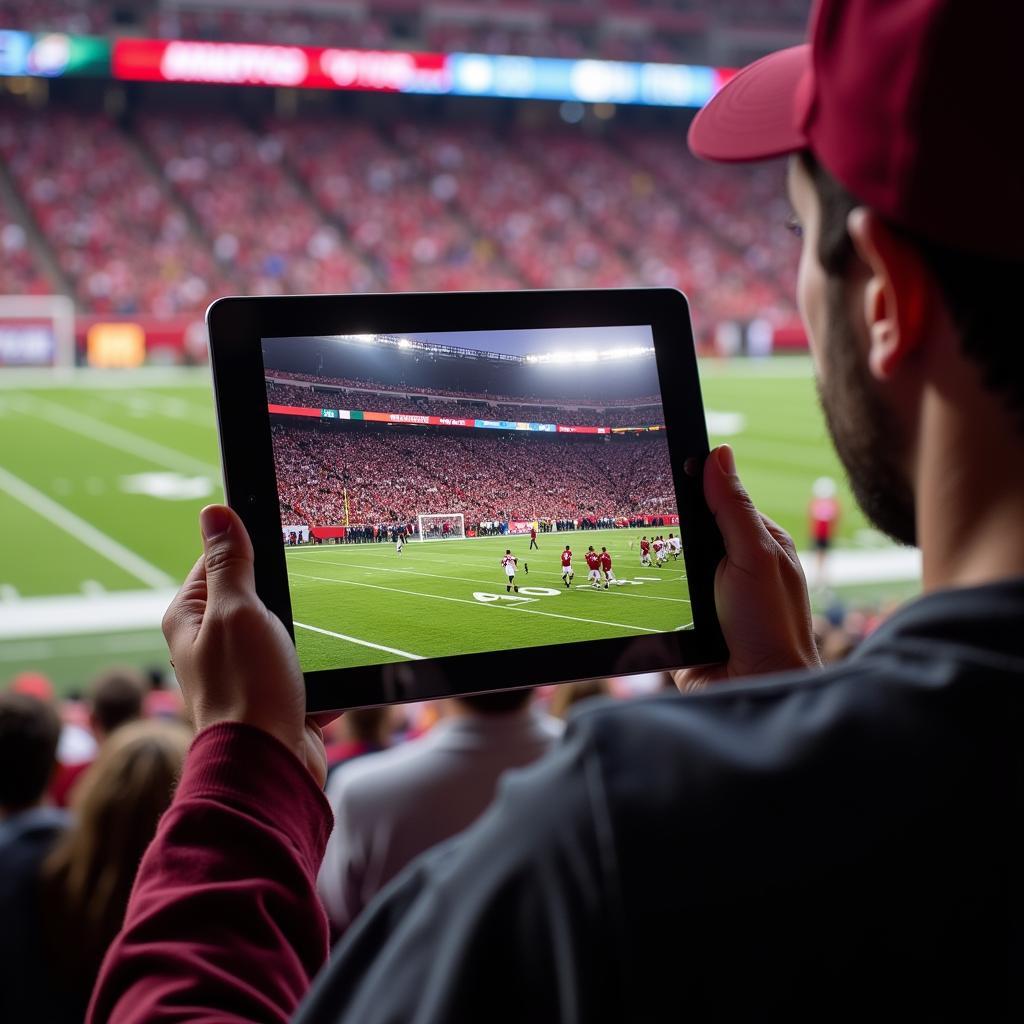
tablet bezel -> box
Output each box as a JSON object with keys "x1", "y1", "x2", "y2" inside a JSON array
[{"x1": 207, "y1": 288, "x2": 726, "y2": 712}]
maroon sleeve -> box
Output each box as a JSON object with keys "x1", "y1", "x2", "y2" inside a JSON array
[{"x1": 87, "y1": 722, "x2": 333, "y2": 1024}]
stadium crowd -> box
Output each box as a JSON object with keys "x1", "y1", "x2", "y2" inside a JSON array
[
  {"x1": 0, "y1": 112, "x2": 230, "y2": 315},
  {"x1": 0, "y1": 103, "x2": 801, "y2": 346},
  {"x1": 270, "y1": 422, "x2": 677, "y2": 526}
]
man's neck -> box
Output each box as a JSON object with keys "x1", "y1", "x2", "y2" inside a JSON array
[{"x1": 917, "y1": 387, "x2": 1024, "y2": 591}]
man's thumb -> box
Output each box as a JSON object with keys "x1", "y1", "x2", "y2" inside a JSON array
[
  {"x1": 199, "y1": 504, "x2": 256, "y2": 602},
  {"x1": 705, "y1": 446, "x2": 769, "y2": 566}
]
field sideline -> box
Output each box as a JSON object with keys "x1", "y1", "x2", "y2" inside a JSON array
[{"x1": 0, "y1": 360, "x2": 912, "y2": 688}]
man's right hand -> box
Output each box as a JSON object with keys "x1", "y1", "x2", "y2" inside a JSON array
[
  {"x1": 674, "y1": 445, "x2": 821, "y2": 693},
  {"x1": 162, "y1": 504, "x2": 332, "y2": 788}
]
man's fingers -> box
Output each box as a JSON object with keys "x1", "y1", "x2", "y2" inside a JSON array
[
  {"x1": 161, "y1": 554, "x2": 207, "y2": 655},
  {"x1": 704, "y1": 446, "x2": 773, "y2": 569},
  {"x1": 760, "y1": 514, "x2": 802, "y2": 571},
  {"x1": 199, "y1": 504, "x2": 257, "y2": 606}
]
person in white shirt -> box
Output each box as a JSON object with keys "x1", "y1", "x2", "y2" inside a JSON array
[
  {"x1": 501, "y1": 550, "x2": 519, "y2": 593},
  {"x1": 318, "y1": 690, "x2": 563, "y2": 937}
]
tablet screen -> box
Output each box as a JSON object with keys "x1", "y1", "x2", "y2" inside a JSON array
[{"x1": 261, "y1": 327, "x2": 691, "y2": 673}]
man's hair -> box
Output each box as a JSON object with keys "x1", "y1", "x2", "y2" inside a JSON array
[
  {"x1": 458, "y1": 688, "x2": 534, "y2": 715},
  {"x1": 800, "y1": 151, "x2": 1024, "y2": 430},
  {"x1": 90, "y1": 668, "x2": 146, "y2": 737},
  {"x1": 0, "y1": 692, "x2": 61, "y2": 811}
]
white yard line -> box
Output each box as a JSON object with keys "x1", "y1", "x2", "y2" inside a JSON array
[
  {"x1": 294, "y1": 621, "x2": 424, "y2": 660},
  {"x1": 289, "y1": 571, "x2": 662, "y2": 633},
  {"x1": 0, "y1": 465, "x2": 173, "y2": 589},
  {"x1": 13, "y1": 395, "x2": 219, "y2": 476},
  {"x1": 0, "y1": 586, "x2": 177, "y2": 638}
]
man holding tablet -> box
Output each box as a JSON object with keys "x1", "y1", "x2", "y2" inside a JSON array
[{"x1": 90, "y1": 1, "x2": 1020, "y2": 1021}]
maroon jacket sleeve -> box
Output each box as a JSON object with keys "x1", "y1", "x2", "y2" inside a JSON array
[{"x1": 87, "y1": 722, "x2": 334, "y2": 1024}]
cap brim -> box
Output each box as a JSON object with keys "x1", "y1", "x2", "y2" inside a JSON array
[{"x1": 688, "y1": 44, "x2": 810, "y2": 163}]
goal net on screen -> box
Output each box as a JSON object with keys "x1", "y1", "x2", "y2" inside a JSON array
[{"x1": 417, "y1": 513, "x2": 465, "y2": 542}]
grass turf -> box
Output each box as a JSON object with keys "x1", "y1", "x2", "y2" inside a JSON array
[{"x1": 287, "y1": 530, "x2": 690, "y2": 671}]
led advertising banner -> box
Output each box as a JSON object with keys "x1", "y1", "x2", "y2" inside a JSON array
[
  {"x1": 112, "y1": 39, "x2": 450, "y2": 93},
  {"x1": 267, "y1": 404, "x2": 659, "y2": 434},
  {"x1": 0, "y1": 30, "x2": 109, "y2": 77},
  {"x1": 110, "y1": 37, "x2": 724, "y2": 107}
]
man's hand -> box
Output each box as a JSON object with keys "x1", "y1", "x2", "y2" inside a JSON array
[
  {"x1": 162, "y1": 504, "x2": 330, "y2": 788},
  {"x1": 674, "y1": 446, "x2": 821, "y2": 693}
]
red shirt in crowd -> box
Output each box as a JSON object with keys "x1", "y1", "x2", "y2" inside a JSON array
[{"x1": 810, "y1": 497, "x2": 840, "y2": 541}]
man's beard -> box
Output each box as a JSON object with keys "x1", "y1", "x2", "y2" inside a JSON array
[{"x1": 816, "y1": 280, "x2": 918, "y2": 547}]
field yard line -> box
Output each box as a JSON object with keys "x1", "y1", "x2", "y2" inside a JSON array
[
  {"x1": 15, "y1": 395, "x2": 220, "y2": 476},
  {"x1": 287, "y1": 555, "x2": 691, "y2": 603},
  {"x1": 289, "y1": 571, "x2": 662, "y2": 633},
  {"x1": 0, "y1": 465, "x2": 174, "y2": 589},
  {"x1": 294, "y1": 621, "x2": 424, "y2": 660},
  {"x1": 0, "y1": 586, "x2": 177, "y2": 638}
]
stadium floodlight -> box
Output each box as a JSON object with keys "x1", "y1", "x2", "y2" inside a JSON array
[
  {"x1": 416, "y1": 513, "x2": 466, "y2": 542},
  {"x1": 398, "y1": 338, "x2": 412, "y2": 349},
  {"x1": 346, "y1": 334, "x2": 376, "y2": 343},
  {"x1": 574, "y1": 350, "x2": 598, "y2": 362}
]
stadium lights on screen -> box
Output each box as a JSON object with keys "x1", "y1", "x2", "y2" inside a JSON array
[{"x1": 526, "y1": 346, "x2": 654, "y2": 365}]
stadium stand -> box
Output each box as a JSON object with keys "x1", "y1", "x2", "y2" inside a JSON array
[
  {"x1": 0, "y1": 98, "x2": 802, "y2": 345},
  {"x1": 0, "y1": 201, "x2": 50, "y2": 297},
  {"x1": 0, "y1": 111, "x2": 230, "y2": 315},
  {"x1": 271, "y1": 421, "x2": 677, "y2": 526},
  {"x1": 139, "y1": 115, "x2": 375, "y2": 297}
]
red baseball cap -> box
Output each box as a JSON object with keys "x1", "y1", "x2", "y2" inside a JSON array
[{"x1": 688, "y1": 0, "x2": 1023, "y2": 260}]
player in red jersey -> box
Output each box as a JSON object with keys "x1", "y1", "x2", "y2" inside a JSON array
[
  {"x1": 584, "y1": 546, "x2": 601, "y2": 589},
  {"x1": 599, "y1": 547, "x2": 616, "y2": 588},
  {"x1": 639, "y1": 536, "x2": 651, "y2": 567},
  {"x1": 501, "y1": 550, "x2": 519, "y2": 593},
  {"x1": 809, "y1": 477, "x2": 841, "y2": 589},
  {"x1": 529, "y1": 526, "x2": 538, "y2": 550},
  {"x1": 560, "y1": 546, "x2": 574, "y2": 587}
]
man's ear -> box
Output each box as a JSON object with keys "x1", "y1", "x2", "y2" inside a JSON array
[{"x1": 846, "y1": 208, "x2": 932, "y2": 381}]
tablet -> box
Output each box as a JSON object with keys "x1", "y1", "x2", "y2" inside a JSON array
[{"x1": 207, "y1": 288, "x2": 725, "y2": 712}]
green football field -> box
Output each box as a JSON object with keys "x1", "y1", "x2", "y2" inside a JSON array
[
  {"x1": 287, "y1": 530, "x2": 690, "y2": 671},
  {"x1": 0, "y1": 360, "x2": 901, "y2": 690}
]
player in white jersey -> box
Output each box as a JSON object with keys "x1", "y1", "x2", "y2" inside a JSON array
[
  {"x1": 653, "y1": 537, "x2": 665, "y2": 566},
  {"x1": 501, "y1": 550, "x2": 519, "y2": 593},
  {"x1": 396, "y1": 534, "x2": 403, "y2": 555},
  {"x1": 667, "y1": 532, "x2": 681, "y2": 560}
]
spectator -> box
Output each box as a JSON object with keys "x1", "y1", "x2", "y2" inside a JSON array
[
  {"x1": 548, "y1": 678, "x2": 612, "y2": 719},
  {"x1": 324, "y1": 706, "x2": 393, "y2": 780},
  {"x1": 318, "y1": 689, "x2": 562, "y2": 937},
  {"x1": 0, "y1": 692, "x2": 74, "y2": 1024},
  {"x1": 40, "y1": 719, "x2": 191, "y2": 1017},
  {"x1": 52, "y1": 667, "x2": 147, "y2": 807}
]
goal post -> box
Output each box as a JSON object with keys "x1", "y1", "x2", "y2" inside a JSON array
[{"x1": 416, "y1": 513, "x2": 466, "y2": 542}]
